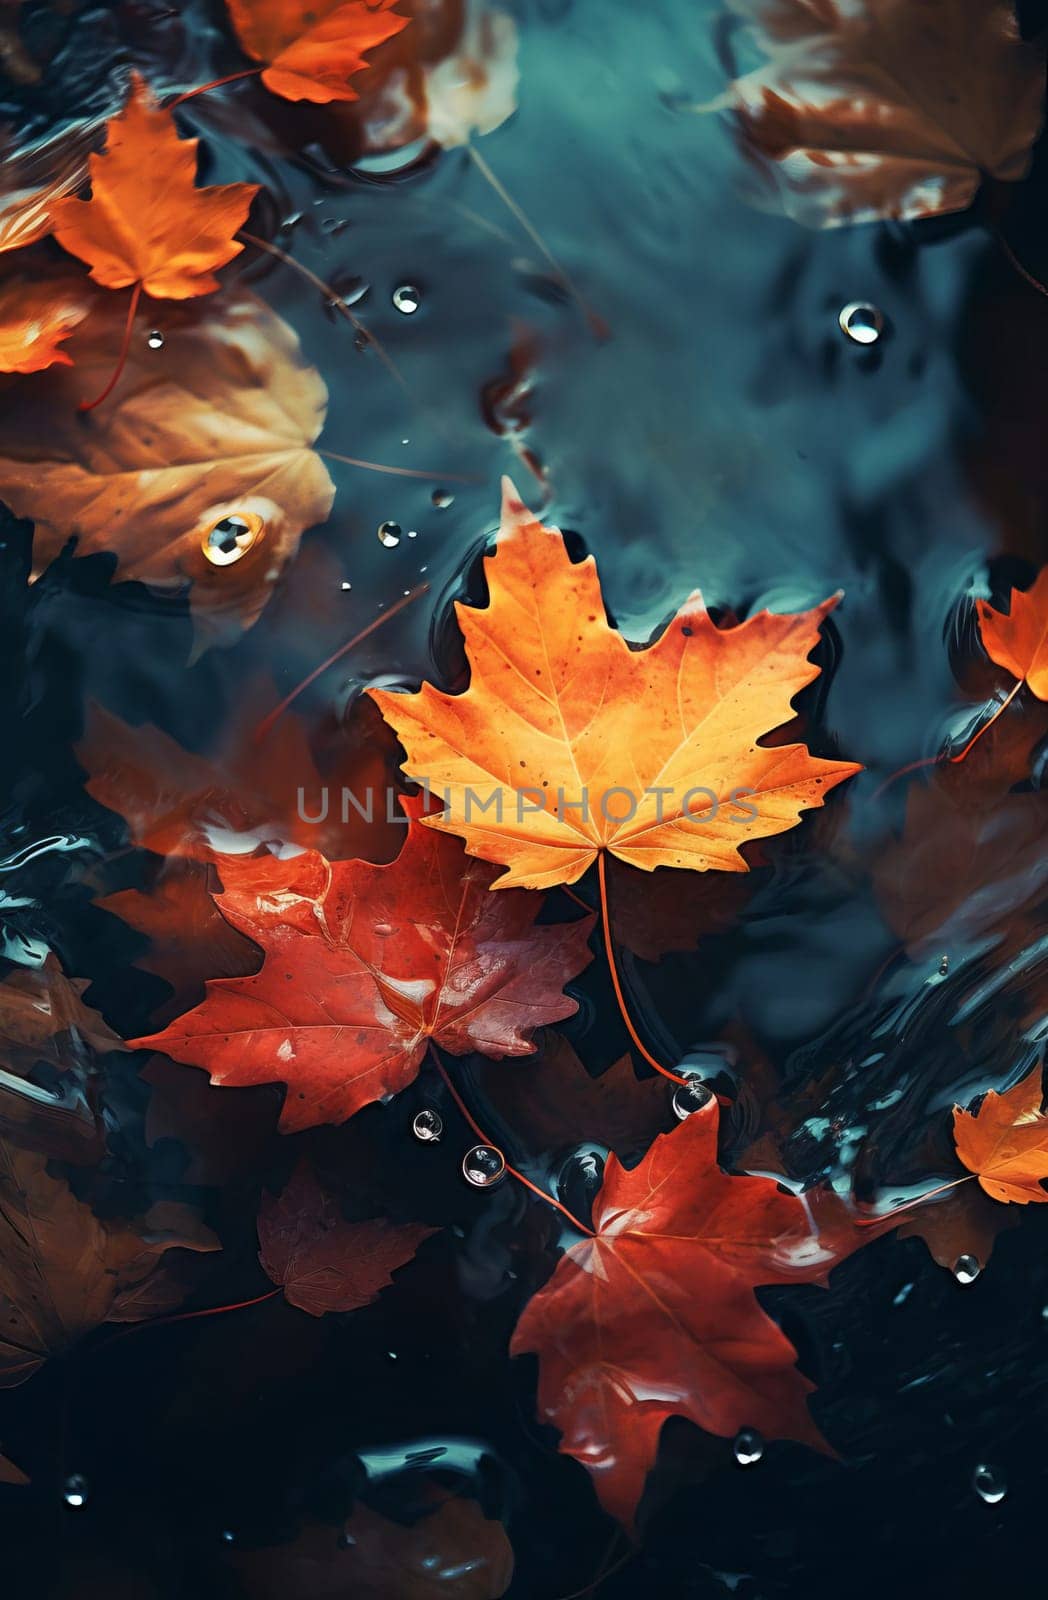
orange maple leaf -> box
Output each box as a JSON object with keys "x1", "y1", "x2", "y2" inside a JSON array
[
  {"x1": 51, "y1": 74, "x2": 258, "y2": 299},
  {"x1": 370, "y1": 481, "x2": 861, "y2": 891},
  {"x1": 953, "y1": 1066, "x2": 1048, "y2": 1205},
  {"x1": 976, "y1": 567, "x2": 1048, "y2": 702},
  {"x1": 0, "y1": 275, "x2": 91, "y2": 373},
  {"x1": 225, "y1": 0, "x2": 410, "y2": 104}
]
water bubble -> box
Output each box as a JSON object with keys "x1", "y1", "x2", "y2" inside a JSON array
[
  {"x1": 462, "y1": 1144, "x2": 506, "y2": 1188},
  {"x1": 432, "y1": 490, "x2": 454, "y2": 510},
  {"x1": 972, "y1": 1463, "x2": 1006, "y2": 1504},
  {"x1": 63, "y1": 1474, "x2": 88, "y2": 1508},
  {"x1": 953, "y1": 1254, "x2": 981, "y2": 1286},
  {"x1": 146, "y1": 329, "x2": 164, "y2": 350},
  {"x1": 733, "y1": 1428, "x2": 764, "y2": 1467},
  {"x1": 672, "y1": 1072, "x2": 713, "y2": 1121},
  {"x1": 377, "y1": 521, "x2": 402, "y2": 549},
  {"x1": 939, "y1": 953, "x2": 950, "y2": 976},
  {"x1": 392, "y1": 283, "x2": 421, "y2": 315},
  {"x1": 201, "y1": 512, "x2": 264, "y2": 567},
  {"x1": 838, "y1": 302, "x2": 885, "y2": 345},
  {"x1": 412, "y1": 1108, "x2": 443, "y2": 1143}
]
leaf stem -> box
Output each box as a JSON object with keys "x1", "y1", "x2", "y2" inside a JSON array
[
  {"x1": 853, "y1": 1173, "x2": 974, "y2": 1227},
  {"x1": 238, "y1": 229, "x2": 408, "y2": 393},
  {"x1": 947, "y1": 678, "x2": 1022, "y2": 764},
  {"x1": 318, "y1": 447, "x2": 479, "y2": 484},
  {"x1": 78, "y1": 281, "x2": 142, "y2": 413},
  {"x1": 168, "y1": 67, "x2": 263, "y2": 109},
  {"x1": 98, "y1": 1287, "x2": 281, "y2": 1348},
  {"x1": 467, "y1": 141, "x2": 607, "y2": 340},
  {"x1": 251, "y1": 581, "x2": 429, "y2": 743},
  {"x1": 596, "y1": 852, "x2": 687, "y2": 1086},
  {"x1": 428, "y1": 1043, "x2": 594, "y2": 1237}
]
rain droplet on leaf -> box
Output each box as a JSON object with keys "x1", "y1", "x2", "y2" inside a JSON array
[{"x1": 201, "y1": 512, "x2": 264, "y2": 567}]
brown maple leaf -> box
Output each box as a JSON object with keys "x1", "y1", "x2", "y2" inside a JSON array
[
  {"x1": 0, "y1": 289, "x2": 334, "y2": 652},
  {"x1": 0, "y1": 1142, "x2": 218, "y2": 1385},
  {"x1": 258, "y1": 1163, "x2": 437, "y2": 1315},
  {"x1": 717, "y1": 0, "x2": 1046, "y2": 227}
]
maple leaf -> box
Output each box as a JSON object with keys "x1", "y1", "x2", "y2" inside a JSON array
[
  {"x1": 953, "y1": 1066, "x2": 1048, "y2": 1204},
  {"x1": 129, "y1": 798, "x2": 594, "y2": 1131},
  {"x1": 0, "y1": 1452, "x2": 28, "y2": 1487},
  {"x1": 77, "y1": 690, "x2": 401, "y2": 864},
  {"x1": 51, "y1": 74, "x2": 257, "y2": 298},
  {"x1": 0, "y1": 1142, "x2": 218, "y2": 1385},
  {"x1": 476, "y1": 1032, "x2": 674, "y2": 1162},
  {"x1": 717, "y1": 0, "x2": 1046, "y2": 227},
  {"x1": 370, "y1": 481, "x2": 859, "y2": 891},
  {"x1": 0, "y1": 274, "x2": 91, "y2": 373},
  {"x1": 232, "y1": 1492, "x2": 514, "y2": 1599},
  {"x1": 226, "y1": 0, "x2": 410, "y2": 104},
  {"x1": 0, "y1": 289, "x2": 334, "y2": 652},
  {"x1": 976, "y1": 567, "x2": 1048, "y2": 701},
  {"x1": 897, "y1": 1180, "x2": 1017, "y2": 1273},
  {"x1": 0, "y1": 955, "x2": 121, "y2": 1070},
  {"x1": 258, "y1": 1163, "x2": 436, "y2": 1315},
  {"x1": 510, "y1": 1101, "x2": 861, "y2": 1529}
]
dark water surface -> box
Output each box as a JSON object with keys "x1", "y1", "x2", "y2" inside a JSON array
[{"x1": 2, "y1": 0, "x2": 1048, "y2": 1594}]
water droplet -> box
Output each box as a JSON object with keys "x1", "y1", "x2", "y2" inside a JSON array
[
  {"x1": 939, "y1": 953, "x2": 950, "y2": 976},
  {"x1": 221, "y1": 1530, "x2": 236, "y2": 1545},
  {"x1": 407, "y1": 529, "x2": 418, "y2": 539},
  {"x1": 838, "y1": 301, "x2": 885, "y2": 346},
  {"x1": 392, "y1": 283, "x2": 421, "y2": 315},
  {"x1": 972, "y1": 1463, "x2": 1006, "y2": 1504},
  {"x1": 201, "y1": 512, "x2": 264, "y2": 567},
  {"x1": 733, "y1": 1428, "x2": 764, "y2": 1467},
  {"x1": 462, "y1": 1144, "x2": 506, "y2": 1188},
  {"x1": 377, "y1": 521, "x2": 402, "y2": 549},
  {"x1": 892, "y1": 1281, "x2": 914, "y2": 1307},
  {"x1": 337, "y1": 1531, "x2": 357, "y2": 1549},
  {"x1": 146, "y1": 329, "x2": 164, "y2": 350},
  {"x1": 413, "y1": 1108, "x2": 443, "y2": 1144},
  {"x1": 341, "y1": 580, "x2": 352, "y2": 591},
  {"x1": 672, "y1": 1072, "x2": 713, "y2": 1121},
  {"x1": 63, "y1": 1474, "x2": 88, "y2": 1508},
  {"x1": 954, "y1": 1253, "x2": 981, "y2": 1286},
  {"x1": 432, "y1": 490, "x2": 454, "y2": 509}
]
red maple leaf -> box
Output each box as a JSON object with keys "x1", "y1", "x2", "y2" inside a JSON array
[
  {"x1": 511, "y1": 1101, "x2": 863, "y2": 1530},
  {"x1": 130, "y1": 797, "x2": 594, "y2": 1131},
  {"x1": 258, "y1": 1164, "x2": 436, "y2": 1316}
]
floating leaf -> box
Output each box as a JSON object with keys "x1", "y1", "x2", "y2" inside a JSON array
[
  {"x1": 226, "y1": 0, "x2": 410, "y2": 104},
  {"x1": 953, "y1": 1065, "x2": 1048, "y2": 1204}
]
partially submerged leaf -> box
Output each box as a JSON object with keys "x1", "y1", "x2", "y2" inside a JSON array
[
  {"x1": 0, "y1": 1145, "x2": 219, "y2": 1385},
  {"x1": 0, "y1": 290, "x2": 335, "y2": 650},
  {"x1": 953, "y1": 1065, "x2": 1048, "y2": 1204},
  {"x1": 52, "y1": 74, "x2": 258, "y2": 297},
  {"x1": 0, "y1": 955, "x2": 120, "y2": 1068},
  {"x1": 233, "y1": 1494, "x2": 514, "y2": 1599},
  {"x1": 897, "y1": 1179, "x2": 1017, "y2": 1272},
  {"x1": 130, "y1": 798, "x2": 594, "y2": 1131},
  {"x1": 0, "y1": 275, "x2": 91, "y2": 373},
  {"x1": 258, "y1": 1163, "x2": 436, "y2": 1315},
  {"x1": 226, "y1": 0, "x2": 410, "y2": 104},
  {"x1": 511, "y1": 1101, "x2": 862, "y2": 1529},
  {"x1": 371, "y1": 480, "x2": 859, "y2": 890},
  {"x1": 719, "y1": 0, "x2": 1046, "y2": 227},
  {"x1": 477, "y1": 1033, "x2": 674, "y2": 1161}
]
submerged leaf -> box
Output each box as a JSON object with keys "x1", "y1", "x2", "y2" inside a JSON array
[
  {"x1": 719, "y1": 0, "x2": 1046, "y2": 227},
  {"x1": 0, "y1": 290, "x2": 334, "y2": 650}
]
